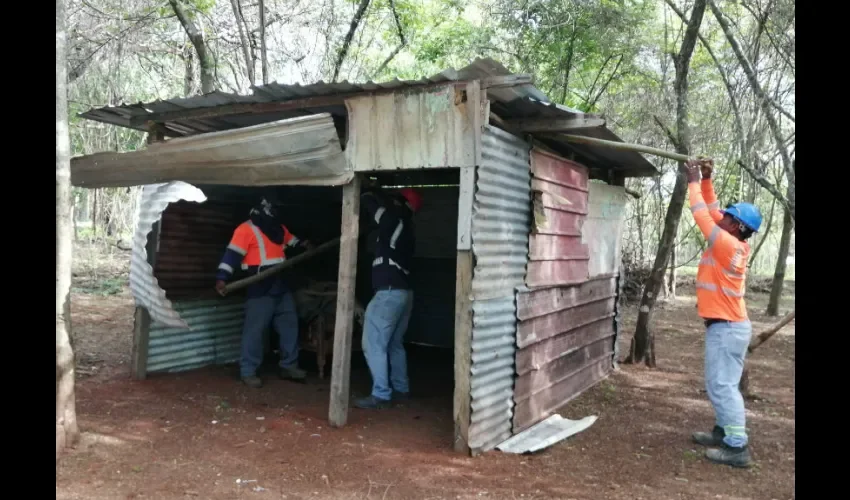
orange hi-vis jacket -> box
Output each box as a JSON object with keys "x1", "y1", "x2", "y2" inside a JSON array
[
  {"x1": 688, "y1": 179, "x2": 751, "y2": 322},
  {"x1": 216, "y1": 221, "x2": 300, "y2": 279}
]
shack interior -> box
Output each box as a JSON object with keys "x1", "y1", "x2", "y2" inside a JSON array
[{"x1": 145, "y1": 170, "x2": 462, "y2": 408}]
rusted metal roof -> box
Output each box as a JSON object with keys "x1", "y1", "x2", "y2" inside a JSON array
[{"x1": 77, "y1": 58, "x2": 657, "y2": 177}]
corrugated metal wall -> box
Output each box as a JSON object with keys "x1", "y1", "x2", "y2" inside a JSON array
[
  {"x1": 512, "y1": 151, "x2": 618, "y2": 433},
  {"x1": 147, "y1": 198, "x2": 251, "y2": 373},
  {"x1": 146, "y1": 183, "x2": 461, "y2": 373},
  {"x1": 468, "y1": 126, "x2": 531, "y2": 453},
  {"x1": 146, "y1": 185, "x2": 346, "y2": 374}
]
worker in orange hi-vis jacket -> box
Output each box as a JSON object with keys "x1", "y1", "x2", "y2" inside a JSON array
[
  {"x1": 684, "y1": 158, "x2": 763, "y2": 469},
  {"x1": 214, "y1": 197, "x2": 313, "y2": 389}
]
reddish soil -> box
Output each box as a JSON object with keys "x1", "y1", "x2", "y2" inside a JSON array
[{"x1": 57, "y1": 281, "x2": 794, "y2": 500}]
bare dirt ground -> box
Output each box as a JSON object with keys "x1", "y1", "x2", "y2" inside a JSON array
[{"x1": 58, "y1": 246, "x2": 795, "y2": 500}]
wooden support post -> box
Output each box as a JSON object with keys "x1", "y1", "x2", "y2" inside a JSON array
[
  {"x1": 453, "y1": 251, "x2": 474, "y2": 454},
  {"x1": 329, "y1": 175, "x2": 362, "y2": 427},
  {"x1": 131, "y1": 220, "x2": 160, "y2": 379}
]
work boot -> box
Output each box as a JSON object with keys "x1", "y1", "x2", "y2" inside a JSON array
[
  {"x1": 242, "y1": 376, "x2": 263, "y2": 389},
  {"x1": 705, "y1": 443, "x2": 753, "y2": 468},
  {"x1": 692, "y1": 426, "x2": 725, "y2": 447},
  {"x1": 279, "y1": 366, "x2": 307, "y2": 382},
  {"x1": 354, "y1": 395, "x2": 391, "y2": 409},
  {"x1": 392, "y1": 391, "x2": 410, "y2": 403}
]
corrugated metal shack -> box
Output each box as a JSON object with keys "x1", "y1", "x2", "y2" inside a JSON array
[{"x1": 71, "y1": 58, "x2": 657, "y2": 455}]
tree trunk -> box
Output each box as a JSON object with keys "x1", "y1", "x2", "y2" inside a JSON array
[
  {"x1": 258, "y1": 0, "x2": 268, "y2": 84},
  {"x1": 767, "y1": 206, "x2": 793, "y2": 316},
  {"x1": 331, "y1": 0, "x2": 372, "y2": 82},
  {"x1": 183, "y1": 42, "x2": 195, "y2": 96},
  {"x1": 625, "y1": 0, "x2": 707, "y2": 367},
  {"x1": 229, "y1": 0, "x2": 255, "y2": 85},
  {"x1": 57, "y1": 0, "x2": 80, "y2": 461},
  {"x1": 668, "y1": 243, "x2": 677, "y2": 298},
  {"x1": 169, "y1": 0, "x2": 215, "y2": 93}
]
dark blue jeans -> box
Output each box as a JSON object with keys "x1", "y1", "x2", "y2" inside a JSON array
[{"x1": 241, "y1": 292, "x2": 299, "y2": 377}]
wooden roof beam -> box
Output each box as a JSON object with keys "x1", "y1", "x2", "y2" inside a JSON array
[{"x1": 507, "y1": 116, "x2": 606, "y2": 132}]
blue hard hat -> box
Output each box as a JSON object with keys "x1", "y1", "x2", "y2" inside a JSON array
[{"x1": 723, "y1": 202, "x2": 762, "y2": 232}]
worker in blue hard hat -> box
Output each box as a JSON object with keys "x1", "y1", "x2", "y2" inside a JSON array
[{"x1": 684, "y1": 158, "x2": 762, "y2": 469}]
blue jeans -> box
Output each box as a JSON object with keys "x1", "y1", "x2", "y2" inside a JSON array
[
  {"x1": 705, "y1": 320, "x2": 752, "y2": 447},
  {"x1": 362, "y1": 289, "x2": 414, "y2": 400},
  {"x1": 241, "y1": 292, "x2": 299, "y2": 377}
]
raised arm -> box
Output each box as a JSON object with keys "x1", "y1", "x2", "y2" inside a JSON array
[
  {"x1": 685, "y1": 160, "x2": 739, "y2": 260},
  {"x1": 697, "y1": 160, "x2": 724, "y2": 223}
]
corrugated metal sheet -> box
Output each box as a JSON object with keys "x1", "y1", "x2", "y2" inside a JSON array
[
  {"x1": 468, "y1": 126, "x2": 531, "y2": 453},
  {"x1": 130, "y1": 182, "x2": 207, "y2": 329},
  {"x1": 513, "y1": 151, "x2": 620, "y2": 434},
  {"x1": 71, "y1": 114, "x2": 351, "y2": 188},
  {"x1": 76, "y1": 58, "x2": 656, "y2": 177},
  {"x1": 345, "y1": 85, "x2": 475, "y2": 170},
  {"x1": 147, "y1": 297, "x2": 244, "y2": 373},
  {"x1": 154, "y1": 200, "x2": 248, "y2": 299}
]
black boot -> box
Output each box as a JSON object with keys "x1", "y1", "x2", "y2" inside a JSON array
[
  {"x1": 692, "y1": 425, "x2": 725, "y2": 447},
  {"x1": 705, "y1": 443, "x2": 752, "y2": 468}
]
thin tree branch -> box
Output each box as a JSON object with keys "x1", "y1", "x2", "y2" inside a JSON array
[{"x1": 332, "y1": 0, "x2": 372, "y2": 83}]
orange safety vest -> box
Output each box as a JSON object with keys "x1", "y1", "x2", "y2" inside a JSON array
[
  {"x1": 688, "y1": 180, "x2": 751, "y2": 322},
  {"x1": 227, "y1": 221, "x2": 299, "y2": 270}
]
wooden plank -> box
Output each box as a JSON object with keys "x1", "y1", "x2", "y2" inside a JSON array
[
  {"x1": 456, "y1": 167, "x2": 475, "y2": 250},
  {"x1": 509, "y1": 116, "x2": 606, "y2": 133},
  {"x1": 328, "y1": 175, "x2": 362, "y2": 428},
  {"x1": 517, "y1": 297, "x2": 616, "y2": 349},
  {"x1": 513, "y1": 355, "x2": 612, "y2": 433},
  {"x1": 532, "y1": 202, "x2": 584, "y2": 236},
  {"x1": 514, "y1": 338, "x2": 614, "y2": 402},
  {"x1": 526, "y1": 259, "x2": 589, "y2": 288},
  {"x1": 131, "y1": 220, "x2": 160, "y2": 379},
  {"x1": 452, "y1": 250, "x2": 474, "y2": 454},
  {"x1": 528, "y1": 234, "x2": 590, "y2": 261},
  {"x1": 516, "y1": 317, "x2": 615, "y2": 375},
  {"x1": 517, "y1": 277, "x2": 617, "y2": 320},
  {"x1": 531, "y1": 149, "x2": 590, "y2": 191},
  {"x1": 531, "y1": 178, "x2": 589, "y2": 212}
]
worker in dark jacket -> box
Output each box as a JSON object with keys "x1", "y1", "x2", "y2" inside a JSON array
[
  {"x1": 354, "y1": 185, "x2": 423, "y2": 409},
  {"x1": 215, "y1": 197, "x2": 312, "y2": 388}
]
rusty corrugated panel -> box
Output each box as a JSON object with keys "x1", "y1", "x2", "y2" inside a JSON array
[
  {"x1": 512, "y1": 153, "x2": 620, "y2": 434},
  {"x1": 532, "y1": 204, "x2": 584, "y2": 236},
  {"x1": 77, "y1": 58, "x2": 655, "y2": 176},
  {"x1": 528, "y1": 234, "x2": 589, "y2": 261},
  {"x1": 468, "y1": 126, "x2": 531, "y2": 453},
  {"x1": 130, "y1": 182, "x2": 207, "y2": 329},
  {"x1": 344, "y1": 85, "x2": 476, "y2": 171},
  {"x1": 514, "y1": 337, "x2": 613, "y2": 401},
  {"x1": 513, "y1": 352, "x2": 613, "y2": 432},
  {"x1": 526, "y1": 260, "x2": 589, "y2": 288},
  {"x1": 154, "y1": 200, "x2": 248, "y2": 299},
  {"x1": 517, "y1": 276, "x2": 618, "y2": 321},
  {"x1": 516, "y1": 317, "x2": 615, "y2": 376},
  {"x1": 530, "y1": 150, "x2": 589, "y2": 191},
  {"x1": 518, "y1": 297, "x2": 616, "y2": 349},
  {"x1": 147, "y1": 297, "x2": 244, "y2": 373}
]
